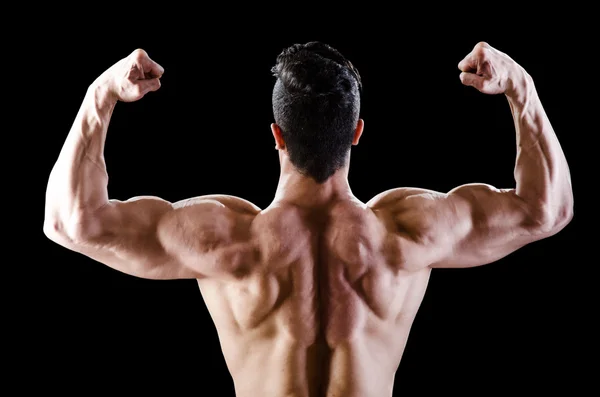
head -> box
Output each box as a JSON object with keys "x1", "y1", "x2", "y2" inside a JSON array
[{"x1": 271, "y1": 41, "x2": 364, "y2": 184}]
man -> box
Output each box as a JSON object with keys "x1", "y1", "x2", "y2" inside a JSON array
[{"x1": 44, "y1": 41, "x2": 573, "y2": 397}]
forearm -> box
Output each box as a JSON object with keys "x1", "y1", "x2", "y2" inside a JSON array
[
  {"x1": 44, "y1": 83, "x2": 116, "y2": 239},
  {"x1": 508, "y1": 68, "x2": 574, "y2": 230}
]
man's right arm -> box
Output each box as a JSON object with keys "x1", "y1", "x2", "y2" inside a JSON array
[{"x1": 369, "y1": 42, "x2": 574, "y2": 269}]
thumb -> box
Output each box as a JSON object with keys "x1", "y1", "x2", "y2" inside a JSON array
[
  {"x1": 137, "y1": 78, "x2": 162, "y2": 97},
  {"x1": 459, "y1": 72, "x2": 484, "y2": 90}
]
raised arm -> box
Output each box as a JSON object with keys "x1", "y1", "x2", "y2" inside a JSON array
[
  {"x1": 43, "y1": 49, "x2": 259, "y2": 279},
  {"x1": 369, "y1": 42, "x2": 574, "y2": 269}
]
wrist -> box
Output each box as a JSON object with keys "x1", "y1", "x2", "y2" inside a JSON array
[
  {"x1": 506, "y1": 65, "x2": 534, "y2": 106},
  {"x1": 87, "y1": 81, "x2": 118, "y2": 109}
]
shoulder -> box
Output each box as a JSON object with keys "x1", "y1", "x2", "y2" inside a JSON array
[
  {"x1": 366, "y1": 187, "x2": 453, "y2": 247},
  {"x1": 168, "y1": 194, "x2": 261, "y2": 235},
  {"x1": 173, "y1": 194, "x2": 261, "y2": 215},
  {"x1": 159, "y1": 195, "x2": 260, "y2": 252},
  {"x1": 367, "y1": 187, "x2": 446, "y2": 213}
]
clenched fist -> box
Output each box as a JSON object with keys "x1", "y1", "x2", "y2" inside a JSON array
[
  {"x1": 94, "y1": 49, "x2": 164, "y2": 102},
  {"x1": 458, "y1": 42, "x2": 523, "y2": 96}
]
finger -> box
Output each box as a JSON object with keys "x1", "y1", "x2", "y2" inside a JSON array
[
  {"x1": 130, "y1": 49, "x2": 164, "y2": 78},
  {"x1": 459, "y1": 72, "x2": 485, "y2": 90},
  {"x1": 148, "y1": 59, "x2": 165, "y2": 78},
  {"x1": 127, "y1": 63, "x2": 144, "y2": 81},
  {"x1": 136, "y1": 78, "x2": 162, "y2": 97},
  {"x1": 140, "y1": 55, "x2": 164, "y2": 78},
  {"x1": 458, "y1": 52, "x2": 477, "y2": 73}
]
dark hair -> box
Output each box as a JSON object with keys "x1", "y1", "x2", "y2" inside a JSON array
[{"x1": 271, "y1": 41, "x2": 362, "y2": 183}]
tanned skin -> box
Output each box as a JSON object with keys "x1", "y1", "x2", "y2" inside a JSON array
[{"x1": 44, "y1": 42, "x2": 573, "y2": 397}]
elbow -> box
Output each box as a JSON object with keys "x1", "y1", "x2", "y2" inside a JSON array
[
  {"x1": 555, "y1": 202, "x2": 574, "y2": 231},
  {"x1": 43, "y1": 216, "x2": 75, "y2": 244},
  {"x1": 43, "y1": 217, "x2": 76, "y2": 247},
  {"x1": 43, "y1": 213, "x2": 97, "y2": 245},
  {"x1": 43, "y1": 218, "x2": 61, "y2": 241},
  {"x1": 530, "y1": 201, "x2": 574, "y2": 235}
]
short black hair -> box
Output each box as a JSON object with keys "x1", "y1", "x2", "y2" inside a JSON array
[{"x1": 271, "y1": 41, "x2": 362, "y2": 183}]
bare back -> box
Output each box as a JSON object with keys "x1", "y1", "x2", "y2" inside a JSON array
[
  {"x1": 51, "y1": 182, "x2": 566, "y2": 397},
  {"x1": 193, "y1": 197, "x2": 431, "y2": 397}
]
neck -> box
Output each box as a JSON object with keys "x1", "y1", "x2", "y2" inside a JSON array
[{"x1": 271, "y1": 151, "x2": 355, "y2": 208}]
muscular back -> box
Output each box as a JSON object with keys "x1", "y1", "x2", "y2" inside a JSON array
[
  {"x1": 172, "y1": 196, "x2": 432, "y2": 397},
  {"x1": 46, "y1": 181, "x2": 566, "y2": 397}
]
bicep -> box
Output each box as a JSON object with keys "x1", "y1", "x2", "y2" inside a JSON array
[
  {"x1": 391, "y1": 184, "x2": 543, "y2": 269},
  {"x1": 72, "y1": 196, "x2": 198, "y2": 280}
]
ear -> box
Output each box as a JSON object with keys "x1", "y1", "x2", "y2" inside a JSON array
[
  {"x1": 271, "y1": 123, "x2": 286, "y2": 150},
  {"x1": 352, "y1": 119, "x2": 364, "y2": 146}
]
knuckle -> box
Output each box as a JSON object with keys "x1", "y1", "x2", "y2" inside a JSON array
[
  {"x1": 474, "y1": 46, "x2": 488, "y2": 60},
  {"x1": 132, "y1": 48, "x2": 147, "y2": 60},
  {"x1": 473, "y1": 42, "x2": 490, "y2": 55}
]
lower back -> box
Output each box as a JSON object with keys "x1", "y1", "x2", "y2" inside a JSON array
[{"x1": 230, "y1": 334, "x2": 399, "y2": 397}]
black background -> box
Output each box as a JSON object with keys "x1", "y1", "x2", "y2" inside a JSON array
[{"x1": 16, "y1": 8, "x2": 593, "y2": 397}]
